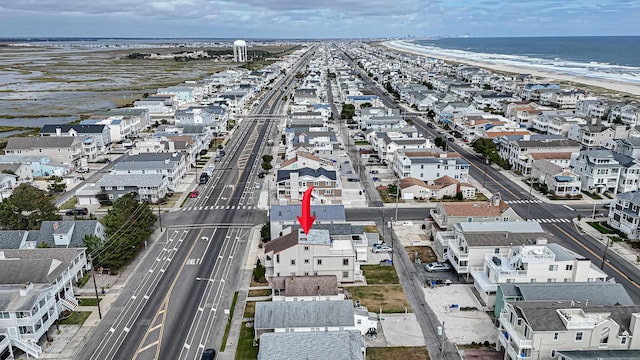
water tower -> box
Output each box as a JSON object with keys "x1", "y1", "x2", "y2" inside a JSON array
[{"x1": 233, "y1": 40, "x2": 248, "y2": 62}]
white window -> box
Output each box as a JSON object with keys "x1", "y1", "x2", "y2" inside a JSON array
[
  {"x1": 290, "y1": 259, "x2": 296, "y2": 265},
  {"x1": 575, "y1": 331, "x2": 584, "y2": 341},
  {"x1": 342, "y1": 271, "x2": 349, "y2": 278},
  {"x1": 550, "y1": 349, "x2": 556, "y2": 358},
  {"x1": 549, "y1": 264, "x2": 558, "y2": 271},
  {"x1": 553, "y1": 332, "x2": 559, "y2": 341},
  {"x1": 317, "y1": 259, "x2": 322, "y2": 265},
  {"x1": 304, "y1": 246, "x2": 309, "y2": 251},
  {"x1": 304, "y1": 259, "x2": 309, "y2": 264},
  {"x1": 566, "y1": 265, "x2": 573, "y2": 271},
  {"x1": 343, "y1": 259, "x2": 349, "y2": 266},
  {"x1": 0, "y1": 312, "x2": 9, "y2": 319}
]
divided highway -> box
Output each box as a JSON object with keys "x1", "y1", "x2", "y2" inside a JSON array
[{"x1": 76, "y1": 47, "x2": 314, "y2": 360}]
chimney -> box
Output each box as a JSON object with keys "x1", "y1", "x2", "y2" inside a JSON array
[
  {"x1": 56, "y1": 127, "x2": 62, "y2": 136},
  {"x1": 19, "y1": 282, "x2": 34, "y2": 297}
]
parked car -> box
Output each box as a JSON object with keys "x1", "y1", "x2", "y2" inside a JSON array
[
  {"x1": 189, "y1": 190, "x2": 199, "y2": 198},
  {"x1": 201, "y1": 348, "x2": 216, "y2": 360},
  {"x1": 65, "y1": 207, "x2": 89, "y2": 216},
  {"x1": 424, "y1": 262, "x2": 452, "y2": 272},
  {"x1": 372, "y1": 243, "x2": 392, "y2": 253},
  {"x1": 76, "y1": 167, "x2": 89, "y2": 173},
  {"x1": 254, "y1": 181, "x2": 261, "y2": 189}
]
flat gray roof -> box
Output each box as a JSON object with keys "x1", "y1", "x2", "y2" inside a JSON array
[{"x1": 254, "y1": 300, "x2": 354, "y2": 329}]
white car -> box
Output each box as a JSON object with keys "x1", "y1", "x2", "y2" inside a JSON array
[
  {"x1": 372, "y1": 243, "x2": 392, "y2": 253},
  {"x1": 424, "y1": 262, "x2": 452, "y2": 272}
]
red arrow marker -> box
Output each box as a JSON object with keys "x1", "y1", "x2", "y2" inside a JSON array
[{"x1": 297, "y1": 186, "x2": 316, "y2": 235}]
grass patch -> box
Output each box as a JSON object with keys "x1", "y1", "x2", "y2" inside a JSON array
[
  {"x1": 348, "y1": 285, "x2": 411, "y2": 313},
  {"x1": 243, "y1": 299, "x2": 271, "y2": 318},
  {"x1": 406, "y1": 246, "x2": 437, "y2": 264},
  {"x1": 235, "y1": 322, "x2": 258, "y2": 360},
  {"x1": 75, "y1": 272, "x2": 91, "y2": 288},
  {"x1": 355, "y1": 140, "x2": 369, "y2": 145},
  {"x1": 361, "y1": 265, "x2": 400, "y2": 284},
  {"x1": 220, "y1": 291, "x2": 239, "y2": 352},
  {"x1": 588, "y1": 221, "x2": 614, "y2": 234},
  {"x1": 58, "y1": 311, "x2": 91, "y2": 325},
  {"x1": 363, "y1": 225, "x2": 379, "y2": 233},
  {"x1": 77, "y1": 297, "x2": 102, "y2": 306},
  {"x1": 247, "y1": 289, "x2": 271, "y2": 297},
  {"x1": 367, "y1": 347, "x2": 430, "y2": 360},
  {"x1": 582, "y1": 191, "x2": 603, "y2": 200},
  {"x1": 60, "y1": 196, "x2": 78, "y2": 210}
]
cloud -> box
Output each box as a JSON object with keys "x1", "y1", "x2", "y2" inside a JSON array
[{"x1": 0, "y1": 0, "x2": 637, "y2": 37}]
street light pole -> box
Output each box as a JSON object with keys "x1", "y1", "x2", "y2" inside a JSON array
[{"x1": 482, "y1": 158, "x2": 489, "y2": 188}]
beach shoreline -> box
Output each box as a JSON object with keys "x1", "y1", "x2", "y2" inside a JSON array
[{"x1": 382, "y1": 41, "x2": 640, "y2": 98}]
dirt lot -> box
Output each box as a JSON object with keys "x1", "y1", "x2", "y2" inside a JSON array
[
  {"x1": 406, "y1": 246, "x2": 437, "y2": 264},
  {"x1": 347, "y1": 285, "x2": 412, "y2": 313},
  {"x1": 367, "y1": 347, "x2": 430, "y2": 360}
]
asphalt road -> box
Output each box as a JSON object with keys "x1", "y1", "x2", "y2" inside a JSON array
[{"x1": 76, "y1": 48, "x2": 314, "y2": 360}]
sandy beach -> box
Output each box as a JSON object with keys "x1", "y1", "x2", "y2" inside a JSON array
[{"x1": 382, "y1": 41, "x2": 640, "y2": 98}]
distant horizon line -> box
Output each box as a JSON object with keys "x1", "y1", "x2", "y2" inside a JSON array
[{"x1": 1, "y1": 35, "x2": 639, "y2": 42}]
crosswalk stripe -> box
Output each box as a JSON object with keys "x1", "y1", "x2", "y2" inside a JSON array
[{"x1": 226, "y1": 206, "x2": 230, "y2": 209}]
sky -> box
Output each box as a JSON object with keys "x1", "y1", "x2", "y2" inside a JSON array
[{"x1": 0, "y1": 0, "x2": 639, "y2": 39}]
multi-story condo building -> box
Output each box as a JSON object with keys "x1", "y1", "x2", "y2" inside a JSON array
[
  {"x1": 497, "y1": 300, "x2": 640, "y2": 360},
  {"x1": 471, "y1": 243, "x2": 607, "y2": 307},
  {"x1": 608, "y1": 189, "x2": 640, "y2": 239},
  {"x1": 263, "y1": 229, "x2": 359, "y2": 282},
  {"x1": 394, "y1": 150, "x2": 469, "y2": 182},
  {"x1": 4, "y1": 137, "x2": 84, "y2": 169},
  {"x1": 0, "y1": 248, "x2": 87, "y2": 358},
  {"x1": 276, "y1": 167, "x2": 342, "y2": 204},
  {"x1": 500, "y1": 136, "x2": 580, "y2": 175},
  {"x1": 434, "y1": 221, "x2": 546, "y2": 276},
  {"x1": 608, "y1": 102, "x2": 639, "y2": 125},
  {"x1": 570, "y1": 149, "x2": 640, "y2": 195}
]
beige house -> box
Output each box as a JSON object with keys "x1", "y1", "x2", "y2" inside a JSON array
[
  {"x1": 430, "y1": 194, "x2": 519, "y2": 231},
  {"x1": 263, "y1": 229, "x2": 360, "y2": 283},
  {"x1": 4, "y1": 137, "x2": 83, "y2": 168},
  {"x1": 497, "y1": 300, "x2": 640, "y2": 360}
]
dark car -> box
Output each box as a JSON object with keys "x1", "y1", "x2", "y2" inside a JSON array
[
  {"x1": 201, "y1": 348, "x2": 216, "y2": 360},
  {"x1": 66, "y1": 207, "x2": 89, "y2": 216}
]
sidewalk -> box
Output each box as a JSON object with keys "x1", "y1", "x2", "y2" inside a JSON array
[
  {"x1": 37, "y1": 227, "x2": 166, "y2": 360},
  {"x1": 216, "y1": 225, "x2": 263, "y2": 360},
  {"x1": 575, "y1": 216, "x2": 640, "y2": 272}
]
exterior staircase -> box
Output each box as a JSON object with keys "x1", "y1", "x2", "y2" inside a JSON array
[
  {"x1": 7, "y1": 330, "x2": 42, "y2": 358},
  {"x1": 61, "y1": 294, "x2": 79, "y2": 312}
]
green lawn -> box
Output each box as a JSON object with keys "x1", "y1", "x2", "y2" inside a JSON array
[
  {"x1": 58, "y1": 311, "x2": 91, "y2": 325},
  {"x1": 367, "y1": 347, "x2": 430, "y2": 360},
  {"x1": 361, "y1": 265, "x2": 400, "y2": 284},
  {"x1": 220, "y1": 291, "x2": 238, "y2": 352},
  {"x1": 588, "y1": 221, "x2": 614, "y2": 234},
  {"x1": 234, "y1": 322, "x2": 258, "y2": 360},
  {"x1": 78, "y1": 297, "x2": 102, "y2": 306}
]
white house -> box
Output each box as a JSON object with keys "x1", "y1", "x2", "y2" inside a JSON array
[
  {"x1": 394, "y1": 150, "x2": 469, "y2": 182},
  {"x1": 471, "y1": 243, "x2": 608, "y2": 308}
]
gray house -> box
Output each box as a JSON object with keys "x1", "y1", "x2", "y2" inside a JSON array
[
  {"x1": 98, "y1": 174, "x2": 168, "y2": 204},
  {"x1": 258, "y1": 331, "x2": 365, "y2": 360},
  {"x1": 40, "y1": 124, "x2": 111, "y2": 155},
  {"x1": 111, "y1": 153, "x2": 187, "y2": 191},
  {"x1": 4, "y1": 137, "x2": 83, "y2": 168},
  {"x1": 269, "y1": 204, "x2": 346, "y2": 240},
  {"x1": 0, "y1": 221, "x2": 106, "y2": 249}
]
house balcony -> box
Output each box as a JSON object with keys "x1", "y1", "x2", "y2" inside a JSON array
[
  {"x1": 499, "y1": 313, "x2": 534, "y2": 349},
  {"x1": 0, "y1": 334, "x2": 10, "y2": 354},
  {"x1": 506, "y1": 342, "x2": 531, "y2": 360}
]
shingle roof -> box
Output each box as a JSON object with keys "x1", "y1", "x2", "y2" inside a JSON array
[
  {"x1": 269, "y1": 275, "x2": 339, "y2": 296},
  {"x1": 258, "y1": 331, "x2": 364, "y2": 360},
  {"x1": 254, "y1": 300, "x2": 355, "y2": 329},
  {"x1": 99, "y1": 174, "x2": 165, "y2": 188},
  {"x1": 41, "y1": 124, "x2": 106, "y2": 134},
  {"x1": 277, "y1": 167, "x2": 337, "y2": 182},
  {"x1": 0, "y1": 248, "x2": 84, "y2": 285},
  {"x1": 264, "y1": 231, "x2": 298, "y2": 254},
  {"x1": 269, "y1": 205, "x2": 346, "y2": 222},
  {"x1": 37, "y1": 220, "x2": 102, "y2": 248},
  {"x1": 0, "y1": 230, "x2": 29, "y2": 249},
  {"x1": 5, "y1": 136, "x2": 79, "y2": 150}
]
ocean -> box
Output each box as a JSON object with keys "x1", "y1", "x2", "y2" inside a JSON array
[{"x1": 395, "y1": 36, "x2": 640, "y2": 84}]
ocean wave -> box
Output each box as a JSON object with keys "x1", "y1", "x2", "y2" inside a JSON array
[{"x1": 389, "y1": 40, "x2": 640, "y2": 85}]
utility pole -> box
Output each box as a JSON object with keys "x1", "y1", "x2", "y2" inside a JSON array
[
  {"x1": 88, "y1": 256, "x2": 103, "y2": 319},
  {"x1": 438, "y1": 321, "x2": 446, "y2": 360},
  {"x1": 482, "y1": 157, "x2": 489, "y2": 188},
  {"x1": 525, "y1": 177, "x2": 534, "y2": 221},
  {"x1": 394, "y1": 177, "x2": 400, "y2": 223},
  {"x1": 600, "y1": 237, "x2": 612, "y2": 270}
]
